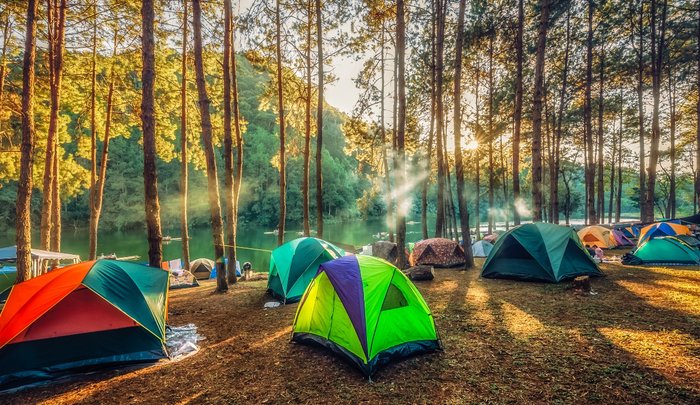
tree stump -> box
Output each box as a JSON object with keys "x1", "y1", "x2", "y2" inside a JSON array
[
  {"x1": 572, "y1": 276, "x2": 591, "y2": 294},
  {"x1": 403, "y1": 265, "x2": 434, "y2": 281}
]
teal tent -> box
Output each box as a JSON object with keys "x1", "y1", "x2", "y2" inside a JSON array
[
  {"x1": 0, "y1": 267, "x2": 16, "y2": 302},
  {"x1": 267, "y1": 237, "x2": 344, "y2": 303},
  {"x1": 627, "y1": 237, "x2": 700, "y2": 266},
  {"x1": 481, "y1": 223, "x2": 603, "y2": 282}
]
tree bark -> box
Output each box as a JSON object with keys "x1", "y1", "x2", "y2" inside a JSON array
[
  {"x1": 531, "y1": 0, "x2": 550, "y2": 222},
  {"x1": 88, "y1": 0, "x2": 97, "y2": 258},
  {"x1": 142, "y1": 0, "x2": 163, "y2": 269},
  {"x1": 223, "y1": 0, "x2": 238, "y2": 284},
  {"x1": 276, "y1": 0, "x2": 286, "y2": 246},
  {"x1": 192, "y1": 0, "x2": 226, "y2": 291},
  {"x1": 231, "y1": 10, "x2": 244, "y2": 253},
  {"x1": 552, "y1": 9, "x2": 570, "y2": 225},
  {"x1": 596, "y1": 46, "x2": 605, "y2": 222},
  {"x1": 422, "y1": 5, "x2": 436, "y2": 241},
  {"x1": 180, "y1": 1, "x2": 191, "y2": 270},
  {"x1": 15, "y1": 0, "x2": 38, "y2": 283},
  {"x1": 315, "y1": 0, "x2": 324, "y2": 238},
  {"x1": 453, "y1": 0, "x2": 473, "y2": 268},
  {"x1": 636, "y1": 0, "x2": 646, "y2": 220},
  {"x1": 616, "y1": 92, "x2": 623, "y2": 222},
  {"x1": 487, "y1": 33, "x2": 495, "y2": 232},
  {"x1": 512, "y1": 0, "x2": 523, "y2": 225},
  {"x1": 395, "y1": 0, "x2": 407, "y2": 269},
  {"x1": 584, "y1": 0, "x2": 596, "y2": 224},
  {"x1": 303, "y1": 1, "x2": 312, "y2": 237},
  {"x1": 40, "y1": 0, "x2": 67, "y2": 251},
  {"x1": 474, "y1": 54, "x2": 481, "y2": 238},
  {"x1": 667, "y1": 61, "x2": 676, "y2": 219},
  {"x1": 434, "y1": 0, "x2": 446, "y2": 237},
  {"x1": 644, "y1": 0, "x2": 667, "y2": 222}
]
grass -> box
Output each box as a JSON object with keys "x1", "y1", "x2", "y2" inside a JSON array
[{"x1": 2, "y1": 259, "x2": 699, "y2": 404}]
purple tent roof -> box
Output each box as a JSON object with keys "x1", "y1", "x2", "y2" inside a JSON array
[
  {"x1": 612, "y1": 229, "x2": 634, "y2": 246},
  {"x1": 318, "y1": 256, "x2": 368, "y2": 356}
]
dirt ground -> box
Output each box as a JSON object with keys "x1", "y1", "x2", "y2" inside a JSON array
[{"x1": 2, "y1": 259, "x2": 700, "y2": 404}]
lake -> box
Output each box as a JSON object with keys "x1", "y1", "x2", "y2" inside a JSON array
[
  {"x1": 0, "y1": 216, "x2": 636, "y2": 272},
  {"x1": 0, "y1": 218, "x2": 430, "y2": 272}
]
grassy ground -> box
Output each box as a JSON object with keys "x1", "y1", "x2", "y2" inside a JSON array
[{"x1": 2, "y1": 259, "x2": 700, "y2": 404}]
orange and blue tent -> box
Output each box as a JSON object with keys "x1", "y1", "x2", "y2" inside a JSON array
[
  {"x1": 637, "y1": 222, "x2": 691, "y2": 245},
  {"x1": 0, "y1": 260, "x2": 169, "y2": 389}
]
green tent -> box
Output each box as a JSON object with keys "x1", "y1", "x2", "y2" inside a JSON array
[
  {"x1": 292, "y1": 255, "x2": 441, "y2": 377},
  {"x1": 267, "y1": 237, "x2": 344, "y2": 303},
  {"x1": 630, "y1": 237, "x2": 700, "y2": 266},
  {"x1": 481, "y1": 223, "x2": 603, "y2": 283},
  {"x1": 0, "y1": 268, "x2": 16, "y2": 302}
]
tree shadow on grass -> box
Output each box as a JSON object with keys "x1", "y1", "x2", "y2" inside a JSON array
[{"x1": 485, "y1": 265, "x2": 700, "y2": 403}]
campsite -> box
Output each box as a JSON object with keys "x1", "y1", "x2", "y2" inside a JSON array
[
  {"x1": 0, "y1": 258, "x2": 698, "y2": 404},
  {"x1": 2, "y1": 0, "x2": 700, "y2": 403}
]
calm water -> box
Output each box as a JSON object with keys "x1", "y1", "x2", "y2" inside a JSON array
[
  {"x1": 0, "y1": 219, "x2": 429, "y2": 272},
  {"x1": 0, "y1": 216, "x2": 637, "y2": 271}
]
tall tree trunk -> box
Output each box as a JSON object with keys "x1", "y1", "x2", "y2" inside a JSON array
[
  {"x1": 389, "y1": 46, "x2": 397, "y2": 243},
  {"x1": 315, "y1": 0, "x2": 324, "y2": 238},
  {"x1": 596, "y1": 46, "x2": 605, "y2": 222},
  {"x1": 40, "y1": 0, "x2": 67, "y2": 251},
  {"x1": 637, "y1": 0, "x2": 647, "y2": 220},
  {"x1": 434, "y1": 0, "x2": 446, "y2": 237},
  {"x1": 381, "y1": 25, "x2": 394, "y2": 242},
  {"x1": 88, "y1": 0, "x2": 98, "y2": 259},
  {"x1": 512, "y1": 0, "x2": 523, "y2": 225},
  {"x1": 584, "y1": 0, "x2": 596, "y2": 224},
  {"x1": 487, "y1": 33, "x2": 495, "y2": 233},
  {"x1": 15, "y1": 0, "x2": 38, "y2": 282},
  {"x1": 608, "y1": 114, "x2": 616, "y2": 224},
  {"x1": 192, "y1": 0, "x2": 225, "y2": 290},
  {"x1": 616, "y1": 93, "x2": 623, "y2": 222},
  {"x1": 88, "y1": 30, "x2": 118, "y2": 261},
  {"x1": 395, "y1": 0, "x2": 407, "y2": 269},
  {"x1": 303, "y1": 1, "x2": 312, "y2": 237},
  {"x1": 142, "y1": 0, "x2": 163, "y2": 269},
  {"x1": 531, "y1": 0, "x2": 550, "y2": 222},
  {"x1": 276, "y1": 0, "x2": 286, "y2": 246},
  {"x1": 474, "y1": 55, "x2": 481, "y2": 238},
  {"x1": 644, "y1": 0, "x2": 667, "y2": 222},
  {"x1": 667, "y1": 61, "x2": 676, "y2": 219},
  {"x1": 553, "y1": 9, "x2": 570, "y2": 225},
  {"x1": 231, "y1": 10, "x2": 244, "y2": 251},
  {"x1": 454, "y1": 0, "x2": 473, "y2": 268},
  {"x1": 223, "y1": 0, "x2": 238, "y2": 284},
  {"x1": 422, "y1": 7, "x2": 436, "y2": 241},
  {"x1": 180, "y1": 1, "x2": 191, "y2": 270}
]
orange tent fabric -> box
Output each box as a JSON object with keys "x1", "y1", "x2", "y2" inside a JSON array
[{"x1": 0, "y1": 262, "x2": 93, "y2": 349}]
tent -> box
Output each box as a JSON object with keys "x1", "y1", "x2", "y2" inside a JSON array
[
  {"x1": 0, "y1": 267, "x2": 16, "y2": 302},
  {"x1": 481, "y1": 223, "x2": 604, "y2": 283},
  {"x1": 292, "y1": 255, "x2": 441, "y2": 377},
  {"x1": 638, "y1": 222, "x2": 691, "y2": 245},
  {"x1": 267, "y1": 237, "x2": 344, "y2": 303},
  {"x1": 472, "y1": 240, "x2": 494, "y2": 258},
  {"x1": 169, "y1": 270, "x2": 199, "y2": 289},
  {"x1": 675, "y1": 234, "x2": 700, "y2": 248},
  {"x1": 611, "y1": 229, "x2": 635, "y2": 247},
  {"x1": 679, "y1": 212, "x2": 700, "y2": 225},
  {"x1": 626, "y1": 237, "x2": 700, "y2": 266},
  {"x1": 577, "y1": 225, "x2": 617, "y2": 249},
  {"x1": 0, "y1": 245, "x2": 80, "y2": 278},
  {"x1": 190, "y1": 258, "x2": 215, "y2": 280},
  {"x1": 620, "y1": 226, "x2": 637, "y2": 239},
  {"x1": 410, "y1": 238, "x2": 466, "y2": 268},
  {"x1": 0, "y1": 260, "x2": 169, "y2": 389}
]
